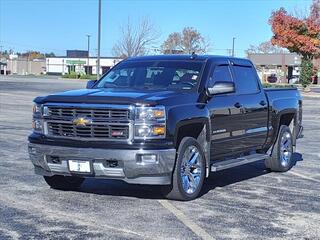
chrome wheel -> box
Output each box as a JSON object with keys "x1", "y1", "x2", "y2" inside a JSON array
[
  {"x1": 280, "y1": 132, "x2": 292, "y2": 167},
  {"x1": 180, "y1": 145, "x2": 202, "y2": 195}
]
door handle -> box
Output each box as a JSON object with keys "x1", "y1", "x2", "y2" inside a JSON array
[
  {"x1": 234, "y1": 102, "x2": 242, "y2": 108},
  {"x1": 259, "y1": 100, "x2": 267, "y2": 106}
]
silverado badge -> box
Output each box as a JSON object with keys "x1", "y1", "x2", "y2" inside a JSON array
[{"x1": 72, "y1": 117, "x2": 92, "y2": 127}]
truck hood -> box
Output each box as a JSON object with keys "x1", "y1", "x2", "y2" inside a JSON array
[{"x1": 35, "y1": 88, "x2": 189, "y2": 106}]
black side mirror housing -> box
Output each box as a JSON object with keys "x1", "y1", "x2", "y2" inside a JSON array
[
  {"x1": 207, "y1": 81, "x2": 235, "y2": 96},
  {"x1": 86, "y1": 80, "x2": 97, "y2": 89}
]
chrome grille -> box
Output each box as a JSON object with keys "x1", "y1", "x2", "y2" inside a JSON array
[
  {"x1": 47, "y1": 107, "x2": 129, "y2": 120},
  {"x1": 44, "y1": 104, "x2": 132, "y2": 141},
  {"x1": 47, "y1": 122, "x2": 129, "y2": 139}
]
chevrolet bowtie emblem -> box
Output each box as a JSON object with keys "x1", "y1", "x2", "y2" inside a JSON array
[{"x1": 72, "y1": 117, "x2": 92, "y2": 127}]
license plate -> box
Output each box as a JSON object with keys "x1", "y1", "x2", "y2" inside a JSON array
[{"x1": 68, "y1": 160, "x2": 91, "y2": 173}]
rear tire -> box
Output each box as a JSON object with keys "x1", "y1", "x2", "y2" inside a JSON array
[
  {"x1": 44, "y1": 175, "x2": 84, "y2": 190},
  {"x1": 265, "y1": 125, "x2": 293, "y2": 172},
  {"x1": 164, "y1": 137, "x2": 206, "y2": 201}
]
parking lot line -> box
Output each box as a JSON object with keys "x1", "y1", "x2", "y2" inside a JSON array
[
  {"x1": 289, "y1": 171, "x2": 320, "y2": 183},
  {"x1": 158, "y1": 200, "x2": 214, "y2": 240}
]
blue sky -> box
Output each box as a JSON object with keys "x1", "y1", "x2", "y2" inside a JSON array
[{"x1": 0, "y1": 0, "x2": 312, "y2": 57}]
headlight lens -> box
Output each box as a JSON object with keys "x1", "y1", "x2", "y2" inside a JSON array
[
  {"x1": 32, "y1": 103, "x2": 43, "y2": 133},
  {"x1": 134, "y1": 106, "x2": 166, "y2": 139},
  {"x1": 135, "y1": 125, "x2": 166, "y2": 138},
  {"x1": 32, "y1": 119, "x2": 43, "y2": 133},
  {"x1": 135, "y1": 106, "x2": 165, "y2": 122},
  {"x1": 33, "y1": 104, "x2": 42, "y2": 114}
]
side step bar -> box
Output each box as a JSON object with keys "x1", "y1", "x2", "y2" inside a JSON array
[{"x1": 210, "y1": 153, "x2": 269, "y2": 172}]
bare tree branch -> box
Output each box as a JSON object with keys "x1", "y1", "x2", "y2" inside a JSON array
[
  {"x1": 309, "y1": 0, "x2": 320, "y2": 25},
  {"x1": 246, "y1": 40, "x2": 287, "y2": 55},
  {"x1": 112, "y1": 18, "x2": 160, "y2": 58},
  {"x1": 161, "y1": 27, "x2": 211, "y2": 54}
]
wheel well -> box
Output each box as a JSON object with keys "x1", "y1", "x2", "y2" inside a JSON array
[
  {"x1": 279, "y1": 113, "x2": 295, "y2": 127},
  {"x1": 175, "y1": 123, "x2": 205, "y2": 148}
]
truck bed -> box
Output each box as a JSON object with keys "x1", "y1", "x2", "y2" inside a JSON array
[{"x1": 264, "y1": 87, "x2": 301, "y2": 104}]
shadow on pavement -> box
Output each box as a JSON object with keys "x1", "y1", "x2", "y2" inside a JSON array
[{"x1": 74, "y1": 152, "x2": 303, "y2": 200}]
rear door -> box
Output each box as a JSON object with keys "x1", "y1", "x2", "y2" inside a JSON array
[{"x1": 229, "y1": 60, "x2": 269, "y2": 150}]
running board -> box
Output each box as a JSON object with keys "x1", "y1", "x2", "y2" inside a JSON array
[{"x1": 210, "y1": 153, "x2": 269, "y2": 172}]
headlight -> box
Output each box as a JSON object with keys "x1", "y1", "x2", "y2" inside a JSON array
[
  {"x1": 134, "y1": 106, "x2": 166, "y2": 139},
  {"x1": 33, "y1": 103, "x2": 42, "y2": 115},
  {"x1": 32, "y1": 119, "x2": 43, "y2": 133},
  {"x1": 135, "y1": 106, "x2": 165, "y2": 122},
  {"x1": 32, "y1": 103, "x2": 43, "y2": 133},
  {"x1": 135, "y1": 125, "x2": 166, "y2": 138}
]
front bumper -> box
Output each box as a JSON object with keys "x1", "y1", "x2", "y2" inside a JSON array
[{"x1": 28, "y1": 143, "x2": 176, "y2": 185}]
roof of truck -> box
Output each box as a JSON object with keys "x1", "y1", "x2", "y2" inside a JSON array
[{"x1": 126, "y1": 54, "x2": 251, "y2": 64}]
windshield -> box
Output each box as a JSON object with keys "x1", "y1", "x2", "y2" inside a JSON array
[{"x1": 95, "y1": 60, "x2": 205, "y2": 91}]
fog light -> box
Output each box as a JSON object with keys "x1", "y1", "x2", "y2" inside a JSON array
[{"x1": 136, "y1": 154, "x2": 158, "y2": 165}]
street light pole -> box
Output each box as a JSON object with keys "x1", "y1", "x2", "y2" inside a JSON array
[
  {"x1": 232, "y1": 37, "x2": 236, "y2": 57},
  {"x1": 86, "y1": 34, "x2": 90, "y2": 75},
  {"x1": 97, "y1": 0, "x2": 101, "y2": 80}
]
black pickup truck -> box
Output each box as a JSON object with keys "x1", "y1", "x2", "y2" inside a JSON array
[{"x1": 28, "y1": 55, "x2": 303, "y2": 200}]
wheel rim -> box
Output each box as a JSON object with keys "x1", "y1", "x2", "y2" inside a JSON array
[
  {"x1": 180, "y1": 145, "x2": 202, "y2": 195},
  {"x1": 280, "y1": 132, "x2": 292, "y2": 167}
]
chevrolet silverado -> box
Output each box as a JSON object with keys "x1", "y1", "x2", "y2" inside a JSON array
[{"x1": 28, "y1": 55, "x2": 303, "y2": 200}]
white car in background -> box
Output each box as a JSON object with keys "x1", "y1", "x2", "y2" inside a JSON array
[{"x1": 289, "y1": 75, "x2": 300, "y2": 84}]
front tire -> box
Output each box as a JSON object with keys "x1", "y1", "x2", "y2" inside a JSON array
[
  {"x1": 164, "y1": 137, "x2": 206, "y2": 201},
  {"x1": 44, "y1": 175, "x2": 84, "y2": 190},
  {"x1": 266, "y1": 125, "x2": 294, "y2": 172}
]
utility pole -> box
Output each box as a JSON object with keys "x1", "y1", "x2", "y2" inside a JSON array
[
  {"x1": 97, "y1": 0, "x2": 101, "y2": 80},
  {"x1": 86, "y1": 34, "x2": 91, "y2": 74},
  {"x1": 232, "y1": 37, "x2": 236, "y2": 57},
  {"x1": 0, "y1": 46, "x2": 2, "y2": 75}
]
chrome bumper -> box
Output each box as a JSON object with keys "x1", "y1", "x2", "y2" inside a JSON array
[{"x1": 28, "y1": 143, "x2": 176, "y2": 185}]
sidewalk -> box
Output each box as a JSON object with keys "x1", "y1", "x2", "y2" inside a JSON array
[{"x1": 301, "y1": 91, "x2": 320, "y2": 98}]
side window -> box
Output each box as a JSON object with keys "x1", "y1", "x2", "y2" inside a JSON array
[
  {"x1": 209, "y1": 65, "x2": 233, "y2": 86},
  {"x1": 232, "y1": 66, "x2": 259, "y2": 94}
]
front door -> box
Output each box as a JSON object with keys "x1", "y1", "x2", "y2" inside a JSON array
[{"x1": 206, "y1": 62, "x2": 245, "y2": 159}]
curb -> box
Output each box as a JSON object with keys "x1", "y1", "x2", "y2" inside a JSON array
[
  {"x1": 301, "y1": 93, "x2": 320, "y2": 98},
  {"x1": 58, "y1": 78, "x2": 89, "y2": 81}
]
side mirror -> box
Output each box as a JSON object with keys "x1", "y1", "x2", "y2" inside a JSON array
[
  {"x1": 207, "y1": 81, "x2": 235, "y2": 96},
  {"x1": 86, "y1": 80, "x2": 97, "y2": 89}
]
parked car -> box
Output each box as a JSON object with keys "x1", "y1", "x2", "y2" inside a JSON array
[
  {"x1": 29, "y1": 55, "x2": 303, "y2": 200},
  {"x1": 289, "y1": 75, "x2": 300, "y2": 84},
  {"x1": 267, "y1": 74, "x2": 278, "y2": 83}
]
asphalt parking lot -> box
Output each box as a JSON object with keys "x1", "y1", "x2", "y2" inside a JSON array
[
  {"x1": 312, "y1": 87, "x2": 320, "y2": 93},
  {"x1": 0, "y1": 75, "x2": 320, "y2": 240}
]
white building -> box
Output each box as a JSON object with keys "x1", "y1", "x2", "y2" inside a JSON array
[{"x1": 46, "y1": 57, "x2": 123, "y2": 75}]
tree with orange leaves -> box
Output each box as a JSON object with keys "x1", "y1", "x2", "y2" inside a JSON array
[{"x1": 269, "y1": 0, "x2": 320, "y2": 87}]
